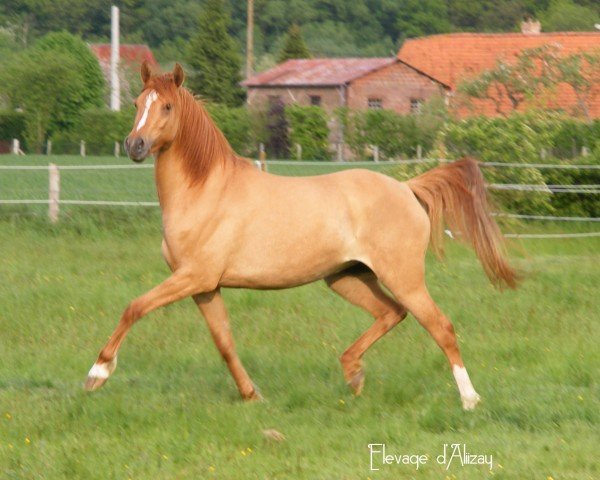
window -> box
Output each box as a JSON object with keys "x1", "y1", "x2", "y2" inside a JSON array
[
  {"x1": 410, "y1": 98, "x2": 423, "y2": 114},
  {"x1": 310, "y1": 95, "x2": 321, "y2": 106},
  {"x1": 368, "y1": 98, "x2": 382, "y2": 109}
]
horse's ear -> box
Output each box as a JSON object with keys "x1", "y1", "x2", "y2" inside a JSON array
[
  {"x1": 141, "y1": 60, "x2": 152, "y2": 84},
  {"x1": 173, "y1": 63, "x2": 185, "y2": 88}
]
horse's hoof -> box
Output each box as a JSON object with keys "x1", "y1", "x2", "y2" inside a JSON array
[
  {"x1": 348, "y1": 369, "x2": 365, "y2": 396},
  {"x1": 461, "y1": 392, "x2": 481, "y2": 411},
  {"x1": 243, "y1": 383, "x2": 264, "y2": 402},
  {"x1": 84, "y1": 357, "x2": 117, "y2": 392},
  {"x1": 84, "y1": 375, "x2": 108, "y2": 391}
]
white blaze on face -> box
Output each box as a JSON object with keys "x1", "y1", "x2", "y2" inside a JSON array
[{"x1": 135, "y1": 90, "x2": 159, "y2": 132}]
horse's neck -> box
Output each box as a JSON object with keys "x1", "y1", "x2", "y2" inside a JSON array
[
  {"x1": 153, "y1": 144, "x2": 229, "y2": 216},
  {"x1": 154, "y1": 93, "x2": 235, "y2": 214}
]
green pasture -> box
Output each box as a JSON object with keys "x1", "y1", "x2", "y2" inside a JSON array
[{"x1": 0, "y1": 156, "x2": 599, "y2": 479}]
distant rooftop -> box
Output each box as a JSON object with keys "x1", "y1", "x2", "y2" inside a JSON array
[
  {"x1": 89, "y1": 44, "x2": 158, "y2": 67},
  {"x1": 242, "y1": 58, "x2": 396, "y2": 87},
  {"x1": 398, "y1": 31, "x2": 600, "y2": 89}
]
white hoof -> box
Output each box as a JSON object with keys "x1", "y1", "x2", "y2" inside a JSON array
[
  {"x1": 461, "y1": 392, "x2": 481, "y2": 411},
  {"x1": 84, "y1": 357, "x2": 117, "y2": 391}
]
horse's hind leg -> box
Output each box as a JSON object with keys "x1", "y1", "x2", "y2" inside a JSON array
[
  {"x1": 325, "y1": 266, "x2": 407, "y2": 395},
  {"x1": 193, "y1": 290, "x2": 260, "y2": 401},
  {"x1": 378, "y1": 265, "x2": 481, "y2": 410}
]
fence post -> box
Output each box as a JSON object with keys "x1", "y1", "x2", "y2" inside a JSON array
[
  {"x1": 373, "y1": 145, "x2": 379, "y2": 163},
  {"x1": 416, "y1": 144, "x2": 422, "y2": 160},
  {"x1": 114, "y1": 141, "x2": 120, "y2": 157},
  {"x1": 336, "y1": 143, "x2": 343, "y2": 162},
  {"x1": 581, "y1": 146, "x2": 590, "y2": 157},
  {"x1": 80, "y1": 140, "x2": 86, "y2": 157},
  {"x1": 295, "y1": 143, "x2": 302, "y2": 160},
  {"x1": 259, "y1": 143, "x2": 266, "y2": 172},
  {"x1": 48, "y1": 163, "x2": 60, "y2": 223},
  {"x1": 46, "y1": 140, "x2": 52, "y2": 155},
  {"x1": 12, "y1": 139, "x2": 24, "y2": 155}
]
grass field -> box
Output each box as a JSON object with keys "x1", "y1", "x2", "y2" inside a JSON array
[{"x1": 1, "y1": 156, "x2": 599, "y2": 479}]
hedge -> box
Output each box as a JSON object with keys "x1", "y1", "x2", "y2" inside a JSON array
[
  {"x1": 285, "y1": 105, "x2": 330, "y2": 160},
  {"x1": 439, "y1": 112, "x2": 600, "y2": 216},
  {"x1": 51, "y1": 108, "x2": 135, "y2": 155},
  {"x1": 0, "y1": 110, "x2": 26, "y2": 143}
]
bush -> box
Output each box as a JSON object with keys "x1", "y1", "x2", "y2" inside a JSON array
[
  {"x1": 204, "y1": 103, "x2": 254, "y2": 156},
  {"x1": 51, "y1": 108, "x2": 134, "y2": 155},
  {"x1": 285, "y1": 105, "x2": 329, "y2": 160},
  {"x1": 439, "y1": 111, "x2": 600, "y2": 216},
  {"x1": 0, "y1": 110, "x2": 26, "y2": 142},
  {"x1": 341, "y1": 108, "x2": 439, "y2": 160}
]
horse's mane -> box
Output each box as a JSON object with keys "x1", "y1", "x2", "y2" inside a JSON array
[{"x1": 150, "y1": 74, "x2": 247, "y2": 183}]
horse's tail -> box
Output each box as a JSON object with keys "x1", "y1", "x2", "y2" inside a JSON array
[{"x1": 407, "y1": 158, "x2": 518, "y2": 289}]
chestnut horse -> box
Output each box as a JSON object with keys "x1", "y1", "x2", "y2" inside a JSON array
[{"x1": 85, "y1": 63, "x2": 517, "y2": 410}]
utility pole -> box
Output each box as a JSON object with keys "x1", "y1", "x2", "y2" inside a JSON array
[
  {"x1": 110, "y1": 5, "x2": 120, "y2": 111},
  {"x1": 246, "y1": 0, "x2": 254, "y2": 79}
]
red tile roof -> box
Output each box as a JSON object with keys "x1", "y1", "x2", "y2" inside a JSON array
[
  {"x1": 398, "y1": 32, "x2": 600, "y2": 117},
  {"x1": 90, "y1": 44, "x2": 158, "y2": 67},
  {"x1": 242, "y1": 58, "x2": 396, "y2": 87}
]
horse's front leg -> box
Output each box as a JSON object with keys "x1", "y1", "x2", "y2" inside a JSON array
[
  {"x1": 85, "y1": 270, "x2": 204, "y2": 391},
  {"x1": 193, "y1": 290, "x2": 261, "y2": 401}
]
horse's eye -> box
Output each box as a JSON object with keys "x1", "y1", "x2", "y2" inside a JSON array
[{"x1": 165, "y1": 103, "x2": 172, "y2": 111}]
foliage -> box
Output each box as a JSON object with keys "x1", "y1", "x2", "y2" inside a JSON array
[
  {"x1": 6, "y1": 0, "x2": 600, "y2": 66},
  {"x1": 556, "y1": 49, "x2": 600, "y2": 121},
  {"x1": 34, "y1": 31, "x2": 105, "y2": 112},
  {"x1": 341, "y1": 108, "x2": 441, "y2": 160},
  {"x1": 0, "y1": 51, "x2": 85, "y2": 152},
  {"x1": 0, "y1": 110, "x2": 26, "y2": 142},
  {"x1": 285, "y1": 105, "x2": 329, "y2": 160},
  {"x1": 265, "y1": 98, "x2": 289, "y2": 158},
  {"x1": 51, "y1": 108, "x2": 135, "y2": 156},
  {"x1": 439, "y1": 112, "x2": 600, "y2": 215},
  {"x1": 0, "y1": 31, "x2": 106, "y2": 152},
  {"x1": 186, "y1": 0, "x2": 245, "y2": 107},
  {"x1": 205, "y1": 102, "x2": 254, "y2": 156},
  {"x1": 457, "y1": 45, "x2": 562, "y2": 116},
  {"x1": 540, "y1": 0, "x2": 600, "y2": 31},
  {"x1": 277, "y1": 24, "x2": 312, "y2": 63}
]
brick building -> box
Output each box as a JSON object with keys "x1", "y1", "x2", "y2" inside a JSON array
[
  {"x1": 242, "y1": 57, "x2": 449, "y2": 115},
  {"x1": 398, "y1": 27, "x2": 600, "y2": 117}
]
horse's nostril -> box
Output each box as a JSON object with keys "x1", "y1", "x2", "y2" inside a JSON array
[{"x1": 137, "y1": 139, "x2": 145, "y2": 152}]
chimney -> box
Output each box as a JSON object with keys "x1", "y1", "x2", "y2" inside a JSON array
[{"x1": 521, "y1": 16, "x2": 541, "y2": 35}]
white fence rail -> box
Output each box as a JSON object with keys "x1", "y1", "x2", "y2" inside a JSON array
[{"x1": 1, "y1": 160, "x2": 598, "y2": 238}]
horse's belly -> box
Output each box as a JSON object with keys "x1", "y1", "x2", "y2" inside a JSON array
[{"x1": 218, "y1": 240, "x2": 356, "y2": 289}]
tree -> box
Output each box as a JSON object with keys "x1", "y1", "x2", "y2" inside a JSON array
[
  {"x1": 0, "y1": 31, "x2": 105, "y2": 152},
  {"x1": 541, "y1": 0, "x2": 599, "y2": 32},
  {"x1": 285, "y1": 105, "x2": 329, "y2": 159},
  {"x1": 265, "y1": 99, "x2": 289, "y2": 158},
  {"x1": 34, "y1": 31, "x2": 105, "y2": 114},
  {"x1": 1, "y1": 51, "x2": 86, "y2": 152},
  {"x1": 278, "y1": 24, "x2": 311, "y2": 63},
  {"x1": 186, "y1": 0, "x2": 245, "y2": 106}
]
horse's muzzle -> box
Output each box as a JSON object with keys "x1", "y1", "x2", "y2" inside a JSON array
[{"x1": 124, "y1": 136, "x2": 150, "y2": 162}]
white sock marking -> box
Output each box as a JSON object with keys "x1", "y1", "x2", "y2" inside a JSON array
[
  {"x1": 135, "y1": 90, "x2": 158, "y2": 132},
  {"x1": 88, "y1": 363, "x2": 110, "y2": 379},
  {"x1": 453, "y1": 364, "x2": 480, "y2": 409}
]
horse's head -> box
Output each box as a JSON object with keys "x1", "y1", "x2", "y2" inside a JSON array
[{"x1": 125, "y1": 61, "x2": 185, "y2": 162}]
